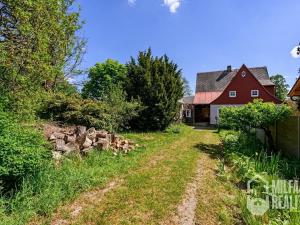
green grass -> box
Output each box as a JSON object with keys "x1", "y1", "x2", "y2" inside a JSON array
[
  {"x1": 194, "y1": 131, "x2": 241, "y2": 225},
  {"x1": 52, "y1": 124, "x2": 201, "y2": 224},
  {"x1": 0, "y1": 124, "x2": 201, "y2": 225}
]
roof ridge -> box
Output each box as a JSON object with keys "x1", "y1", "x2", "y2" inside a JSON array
[{"x1": 197, "y1": 66, "x2": 267, "y2": 75}]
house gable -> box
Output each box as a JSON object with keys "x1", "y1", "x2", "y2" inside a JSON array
[
  {"x1": 212, "y1": 65, "x2": 281, "y2": 105},
  {"x1": 288, "y1": 77, "x2": 300, "y2": 97}
]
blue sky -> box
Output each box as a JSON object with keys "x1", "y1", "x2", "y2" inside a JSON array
[{"x1": 76, "y1": 0, "x2": 300, "y2": 92}]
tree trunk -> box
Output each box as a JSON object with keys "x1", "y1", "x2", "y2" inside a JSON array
[{"x1": 264, "y1": 128, "x2": 277, "y2": 154}]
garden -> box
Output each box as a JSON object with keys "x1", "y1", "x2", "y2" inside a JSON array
[{"x1": 217, "y1": 100, "x2": 300, "y2": 224}]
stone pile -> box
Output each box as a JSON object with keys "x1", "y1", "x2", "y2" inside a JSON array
[{"x1": 45, "y1": 125, "x2": 135, "y2": 160}]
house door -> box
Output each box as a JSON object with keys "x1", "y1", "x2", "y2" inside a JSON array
[{"x1": 195, "y1": 105, "x2": 210, "y2": 123}]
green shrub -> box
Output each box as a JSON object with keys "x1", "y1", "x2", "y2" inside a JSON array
[
  {"x1": 219, "y1": 100, "x2": 291, "y2": 153},
  {"x1": 0, "y1": 111, "x2": 51, "y2": 187},
  {"x1": 39, "y1": 93, "x2": 141, "y2": 132}
]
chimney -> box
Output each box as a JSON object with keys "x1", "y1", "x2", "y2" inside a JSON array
[{"x1": 227, "y1": 65, "x2": 232, "y2": 72}]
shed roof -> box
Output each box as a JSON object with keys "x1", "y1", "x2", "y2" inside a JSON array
[{"x1": 193, "y1": 92, "x2": 222, "y2": 104}]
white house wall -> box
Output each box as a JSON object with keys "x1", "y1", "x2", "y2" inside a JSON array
[{"x1": 210, "y1": 104, "x2": 242, "y2": 125}]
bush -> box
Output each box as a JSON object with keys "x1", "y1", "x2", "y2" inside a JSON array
[
  {"x1": 0, "y1": 111, "x2": 51, "y2": 187},
  {"x1": 219, "y1": 100, "x2": 291, "y2": 153},
  {"x1": 39, "y1": 93, "x2": 141, "y2": 132}
]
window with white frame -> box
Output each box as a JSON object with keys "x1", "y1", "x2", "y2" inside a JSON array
[
  {"x1": 229, "y1": 91, "x2": 237, "y2": 98},
  {"x1": 251, "y1": 90, "x2": 259, "y2": 97},
  {"x1": 185, "y1": 109, "x2": 191, "y2": 118}
]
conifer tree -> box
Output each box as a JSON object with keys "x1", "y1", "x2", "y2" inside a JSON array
[{"x1": 125, "y1": 49, "x2": 184, "y2": 130}]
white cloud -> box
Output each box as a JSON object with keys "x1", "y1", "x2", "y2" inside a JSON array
[
  {"x1": 128, "y1": 0, "x2": 136, "y2": 5},
  {"x1": 164, "y1": 0, "x2": 181, "y2": 13},
  {"x1": 128, "y1": 0, "x2": 182, "y2": 13},
  {"x1": 291, "y1": 45, "x2": 300, "y2": 58}
]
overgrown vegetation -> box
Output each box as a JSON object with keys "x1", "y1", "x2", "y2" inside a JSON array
[
  {"x1": 0, "y1": 0, "x2": 85, "y2": 119},
  {"x1": 217, "y1": 100, "x2": 300, "y2": 224},
  {"x1": 0, "y1": 110, "x2": 51, "y2": 189},
  {"x1": 218, "y1": 130, "x2": 300, "y2": 224},
  {"x1": 39, "y1": 92, "x2": 141, "y2": 132},
  {"x1": 0, "y1": 125, "x2": 195, "y2": 225},
  {"x1": 0, "y1": 6, "x2": 185, "y2": 220},
  {"x1": 219, "y1": 99, "x2": 291, "y2": 153}
]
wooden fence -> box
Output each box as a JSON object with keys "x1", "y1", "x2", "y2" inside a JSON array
[{"x1": 256, "y1": 116, "x2": 300, "y2": 158}]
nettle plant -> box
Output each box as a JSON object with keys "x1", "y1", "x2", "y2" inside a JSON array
[{"x1": 219, "y1": 99, "x2": 292, "y2": 153}]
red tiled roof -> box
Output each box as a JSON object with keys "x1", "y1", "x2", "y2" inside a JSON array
[{"x1": 193, "y1": 92, "x2": 222, "y2": 104}]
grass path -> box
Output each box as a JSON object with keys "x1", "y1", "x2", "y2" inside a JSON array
[{"x1": 35, "y1": 126, "x2": 239, "y2": 225}]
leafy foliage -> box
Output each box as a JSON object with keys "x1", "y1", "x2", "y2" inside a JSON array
[
  {"x1": 219, "y1": 99, "x2": 291, "y2": 131},
  {"x1": 270, "y1": 74, "x2": 289, "y2": 101},
  {"x1": 0, "y1": 111, "x2": 51, "y2": 187},
  {"x1": 125, "y1": 49, "x2": 184, "y2": 131},
  {"x1": 0, "y1": 0, "x2": 84, "y2": 117},
  {"x1": 39, "y1": 93, "x2": 141, "y2": 132},
  {"x1": 219, "y1": 99, "x2": 291, "y2": 152},
  {"x1": 82, "y1": 59, "x2": 127, "y2": 101},
  {"x1": 219, "y1": 130, "x2": 300, "y2": 224}
]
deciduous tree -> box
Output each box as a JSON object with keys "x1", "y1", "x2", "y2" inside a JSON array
[
  {"x1": 0, "y1": 0, "x2": 84, "y2": 92},
  {"x1": 82, "y1": 59, "x2": 127, "y2": 101},
  {"x1": 270, "y1": 74, "x2": 289, "y2": 101}
]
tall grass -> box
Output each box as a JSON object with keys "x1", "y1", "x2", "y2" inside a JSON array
[
  {"x1": 0, "y1": 126, "x2": 184, "y2": 225},
  {"x1": 219, "y1": 130, "x2": 300, "y2": 225},
  {"x1": 1, "y1": 151, "x2": 143, "y2": 224}
]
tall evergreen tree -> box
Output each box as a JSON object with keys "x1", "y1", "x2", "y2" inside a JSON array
[{"x1": 125, "y1": 49, "x2": 184, "y2": 131}]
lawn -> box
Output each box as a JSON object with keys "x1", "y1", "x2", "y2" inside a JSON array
[
  {"x1": 39, "y1": 125, "x2": 202, "y2": 224},
  {"x1": 1, "y1": 125, "x2": 241, "y2": 225}
]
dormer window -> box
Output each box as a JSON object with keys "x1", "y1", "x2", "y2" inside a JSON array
[
  {"x1": 229, "y1": 91, "x2": 237, "y2": 98},
  {"x1": 251, "y1": 90, "x2": 259, "y2": 97}
]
